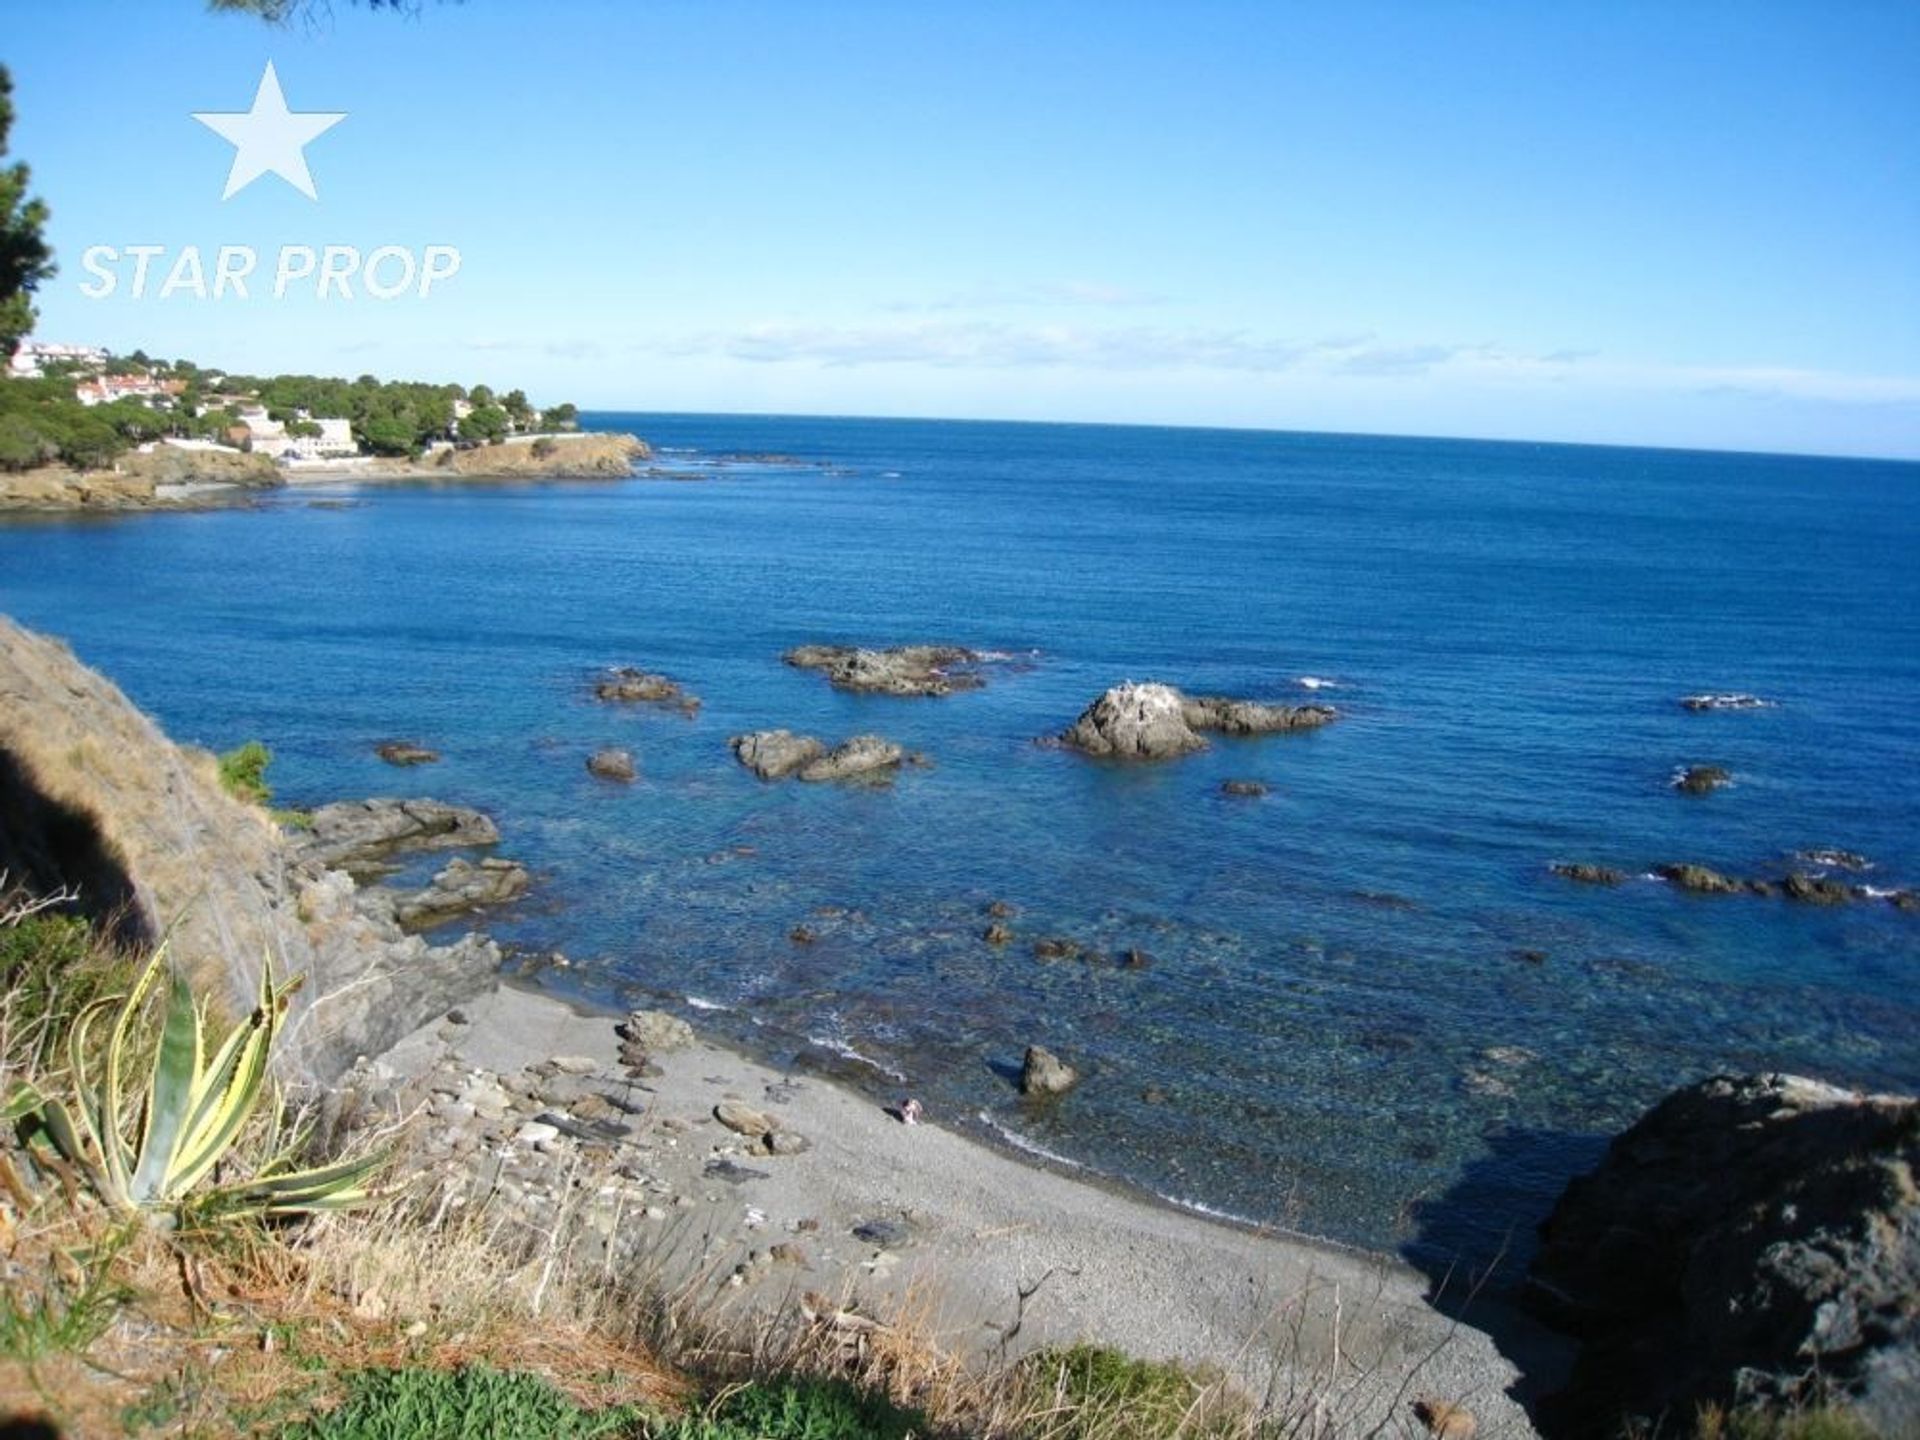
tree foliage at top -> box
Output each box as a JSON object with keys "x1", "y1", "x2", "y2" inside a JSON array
[
  {"x1": 207, "y1": 0, "x2": 436, "y2": 22},
  {"x1": 0, "y1": 66, "x2": 56, "y2": 359}
]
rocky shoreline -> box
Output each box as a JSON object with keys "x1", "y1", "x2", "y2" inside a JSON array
[{"x1": 0, "y1": 431, "x2": 649, "y2": 514}]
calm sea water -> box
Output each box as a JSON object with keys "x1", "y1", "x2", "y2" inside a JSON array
[{"x1": 4, "y1": 415, "x2": 1917, "y2": 1267}]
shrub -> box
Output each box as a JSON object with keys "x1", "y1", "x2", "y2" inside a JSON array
[
  {"x1": 1019, "y1": 1345, "x2": 1242, "y2": 1440},
  {"x1": 531, "y1": 436, "x2": 558, "y2": 460},
  {"x1": 275, "y1": 1366, "x2": 644, "y2": 1440},
  {"x1": 217, "y1": 740, "x2": 274, "y2": 806}
]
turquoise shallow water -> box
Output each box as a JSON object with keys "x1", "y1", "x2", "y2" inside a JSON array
[{"x1": 3, "y1": 415, "x2": 1917, "y2": 1268}]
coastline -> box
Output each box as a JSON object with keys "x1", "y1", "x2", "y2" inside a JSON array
[
  {"x1": 0, "y1": 431, "x2": 649, "y2": 513},
  {"x1": 364, "y1": 973, "x2": 1566, "y2": 1436}
]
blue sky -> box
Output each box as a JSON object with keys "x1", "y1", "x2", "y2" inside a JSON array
[{"x1": 7, "y1": 1, "x2": 1918, "y2": 457}]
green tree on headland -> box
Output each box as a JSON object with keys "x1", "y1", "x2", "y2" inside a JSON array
[{"x1": 0, "y1": 66, "x2": 57, "y2": 359}]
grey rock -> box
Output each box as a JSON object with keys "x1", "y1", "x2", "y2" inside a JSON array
[
  {"x1": 586, "y1": 748, "x2": 637, "y2": 782},
  {"x1": 784, "y1": 644, "x2": 987, "y2": 697},
  {"x1": 1781, "y1": 872, "x2": 1857, "y2": 906},
  {"x1": 851, "y1": 1217, "x2": 913, "y2": 1248},
  {"x1": 1182, "y1": 695, "x2": 1338, "y2": 735},
  {"x1": 617, "y1": 1010, "x2": 695, "y2": 1053},
  {"x1": 294, "y1": 797, "x2": 500, "y2": 874},
  {"x1": 1058, "y1": 683, "x2": 1206, "y2": 760},
  {"x1": 715, "y1": 1099, "x2": 780, "y2": 1137},
  {"x1": 392, "y1": 857, "x2": 529, "y2": 929},
  {"x1": 764, "y1": 1131, "x2": 811, "y2": 1156},
  {"x1": 730, "y1": 729, "x2": 827, "y2": 780},
  {"x1": 594, "y1": 666, "x2": 699, "y2": 713},
  {"x1": 797, "y1": 734, "x2": 905, "y2": 783},
  {"x1": 1526, "y1": 1073, "x2": 1920, "y2": 1436},
  {"x1": 1657, "y1": 863, "x2": 1744, "y2": 895},
  {"x1": 1221, "y1": 779, "x2": 1269, "y2": 797},
  {"x1": 1021, "y1": 1045, "x2": 1079, "y2": 1096}
]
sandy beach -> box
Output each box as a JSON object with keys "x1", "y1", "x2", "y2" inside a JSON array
[{"x1": 369, "y1": 980, "x2": 1568, "y2": 1438}]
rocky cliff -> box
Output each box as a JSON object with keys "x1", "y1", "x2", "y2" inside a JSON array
[{"x1": 0, "y1": 616, "x2": 500, "y2": 1080}]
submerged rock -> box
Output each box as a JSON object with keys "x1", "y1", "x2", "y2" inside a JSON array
[
  {"x1": 783, "y1": 644, "x2": 988, "y2": 697},
  {"x1": 1021, "y1": 1045, "x2": 1079, "y2": 1096},
  {"x1": 1221, "y1": 779, "x2": 1269, "y2": 797},
  {"x1": 1551, "y1": 862, "x2": 1627, "y2": 887},
  {"x1": 1059, "y1": 683, "x2": 1207, "y2": 760},
  {"x1": 1794, "y1": 848, "x2": 1871, "y2": 872},
  {"x1": 593, "y1": 666, "x2": 699, "y2": 713},
  {"x1": 586, "y1": 748, "x2": 636, "y2": 782},
  {"x1": 375, "y1": 740, "x2": 440, "y2": 767},
  {"x1": 1780, "y1": 872, "x2": 1857, "y2": 905},
  {"x1": 1673, "y1": 764, "x2": 1731, "y2": 794},
  {"x1": 1525, "y1": 1073, "x2": 1920, "y2": 1436},
  {"x1": 729, "y1": 729, "x2": 828, "y2": 780}
]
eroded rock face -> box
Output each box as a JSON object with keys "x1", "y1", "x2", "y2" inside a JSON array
[
  {"x1": 1059, "y1": 683, "x2": 1207, "y2": 760},
  {"x1": 294, "y1": 798, "x2": 500, "y2": 874},
  {"x1": 783, "y1": 644, "x2": 986, "y2": 697},
  {"x1": 730, "y1": 730, "x2": 827, "y2": 780},
  {"x1": 1525, "y1": 1073, "x2": 1920, "y2": 1438}
]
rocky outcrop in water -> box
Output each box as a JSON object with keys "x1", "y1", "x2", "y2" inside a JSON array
[
  {"x1": 1657, "y1": 863, "x2": 1748, "y2": 895},
  {"x1": 1525, "y1": 1073, "x2": 1920, "y2": 1438},
  {"x1": 1673, "y1": 765, "x2": 1731, "y2": 794},
  {"x1": 375, "y1": 740, "x2": 440, "y2": 766},
  {"x1": 292, "y1": 797, "x2": 501, "y2": 875},
  {"x1": 1679, "y1": 693, "x2": 1773, "y2": 712},
  {"x1": 783, "y1": 644, "x2": 990, "y2": 697},
  {"x1": 1058, "y1": 683, "x2": 1337, "y2": 761},
  {"x1": 593, "y1": 666, "x2": 699, "y2": 713},
  {"x1": 1058, "y1": 683, "x2": 1207, "y2": 760},
  {"x1": 1552, "y1": 863, "x2": 1627, "y2": 886},
  {"x1": 730, "y1": 730, "x2": 910, "y2": 783},
  {"x1": 1182, "y1": 695, "x2": 1338, "y2": 736},
  {"x1": 1021, "y1": 1045, "x2": 1079, "y2": 1096},
  {"x1": 587, "y1": 748, "x2": 636, "y2": 782},
  {"x1": 389, "y1": 856, "x2": 531, "y2": 929}
]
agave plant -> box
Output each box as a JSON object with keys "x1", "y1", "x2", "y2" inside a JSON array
[{"x1": 5, "y1": 944, "x2": 383, "y2": 1224}]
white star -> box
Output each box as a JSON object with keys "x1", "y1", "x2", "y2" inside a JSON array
[{"x1": 192, "y1": 62, "x2": 346, "y2": 201}]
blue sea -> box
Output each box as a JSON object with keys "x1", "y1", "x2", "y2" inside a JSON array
[{"x1": 4, "y1": 416, "x2": 1917, "y2": 1270}]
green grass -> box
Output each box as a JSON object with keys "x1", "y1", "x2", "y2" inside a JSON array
[
  {"x1": 0, "y1": 912, "x2": 134, "y2": 1070},
  {"x1": 275, "y1": 1366, "x2": 645, "y2": 1440},
  {"x1": 0, "y1": 1236, "x2": 133, "y2": 1362},
  {"x1": 1697, "y1": 1407, "x2": 1881, "y2": 1440},
  {"x1": 216, "y1": 740, "x2": 274, "y2": 807},
  {"x1": 654, "y1": 1377, "x2": 929, "y2": 1440},
  {"x1": 1019, "y1": 1345, "x2": 1240, "y2": 1440}
]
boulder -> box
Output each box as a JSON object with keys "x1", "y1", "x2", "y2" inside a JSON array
[
  {"x1": 1021, "y1": 1045, "x2": 1079, "y2": 1096},
  {"x1": 1182, "y1": 696, "x2": 1337, "y2": 735},
  {"x1": 617, "y1": 1010, "x2": 694, "y2": 1053},
  {"x1": 1524, "y1": 1074, "x2": 1920, "y2": 1436},
  {"x1": 730, "y1": 730, "x2": 827, "y2": 780},
  {"x1": 983, "y1": 922, "x2": 1014, "y2": 946},
  {"x1": 1657, "y1": 863, "x2": 1744, "y2": 895},
  {"x1": 1673, "y1": 765, "x2": 1731, "y2": 795},
  {"x1": 796, "y1": 735, "x2": 906, "y2": 783},
  {"x1": 586, "y1": 748, "x2": 636, "y2": 782},
  {"x1": 714, "y1": 1099, "x2": 779, "y2": 1138},
  {"x1": 1221, "y1": 779, "x2": 1269, "y2": 797},
  {"x1": 593, "y1": 666, "x2": 699, "y2": 713},
  {"x1": 783, "y1": 644, "x2": 987, "y2": 697},
  {"x1": 1551, "y1": 862, "x2": 1627, "y2": 887},
  {"x1": 294, "y1": 797, "x2": 499, "y2": 874},
  {"x1": 1059, "y1": 683, "x2": 1207, "y2": 761},
  {"x1": 375, "y1": 741, "x2": 440, "y2": 766}
]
